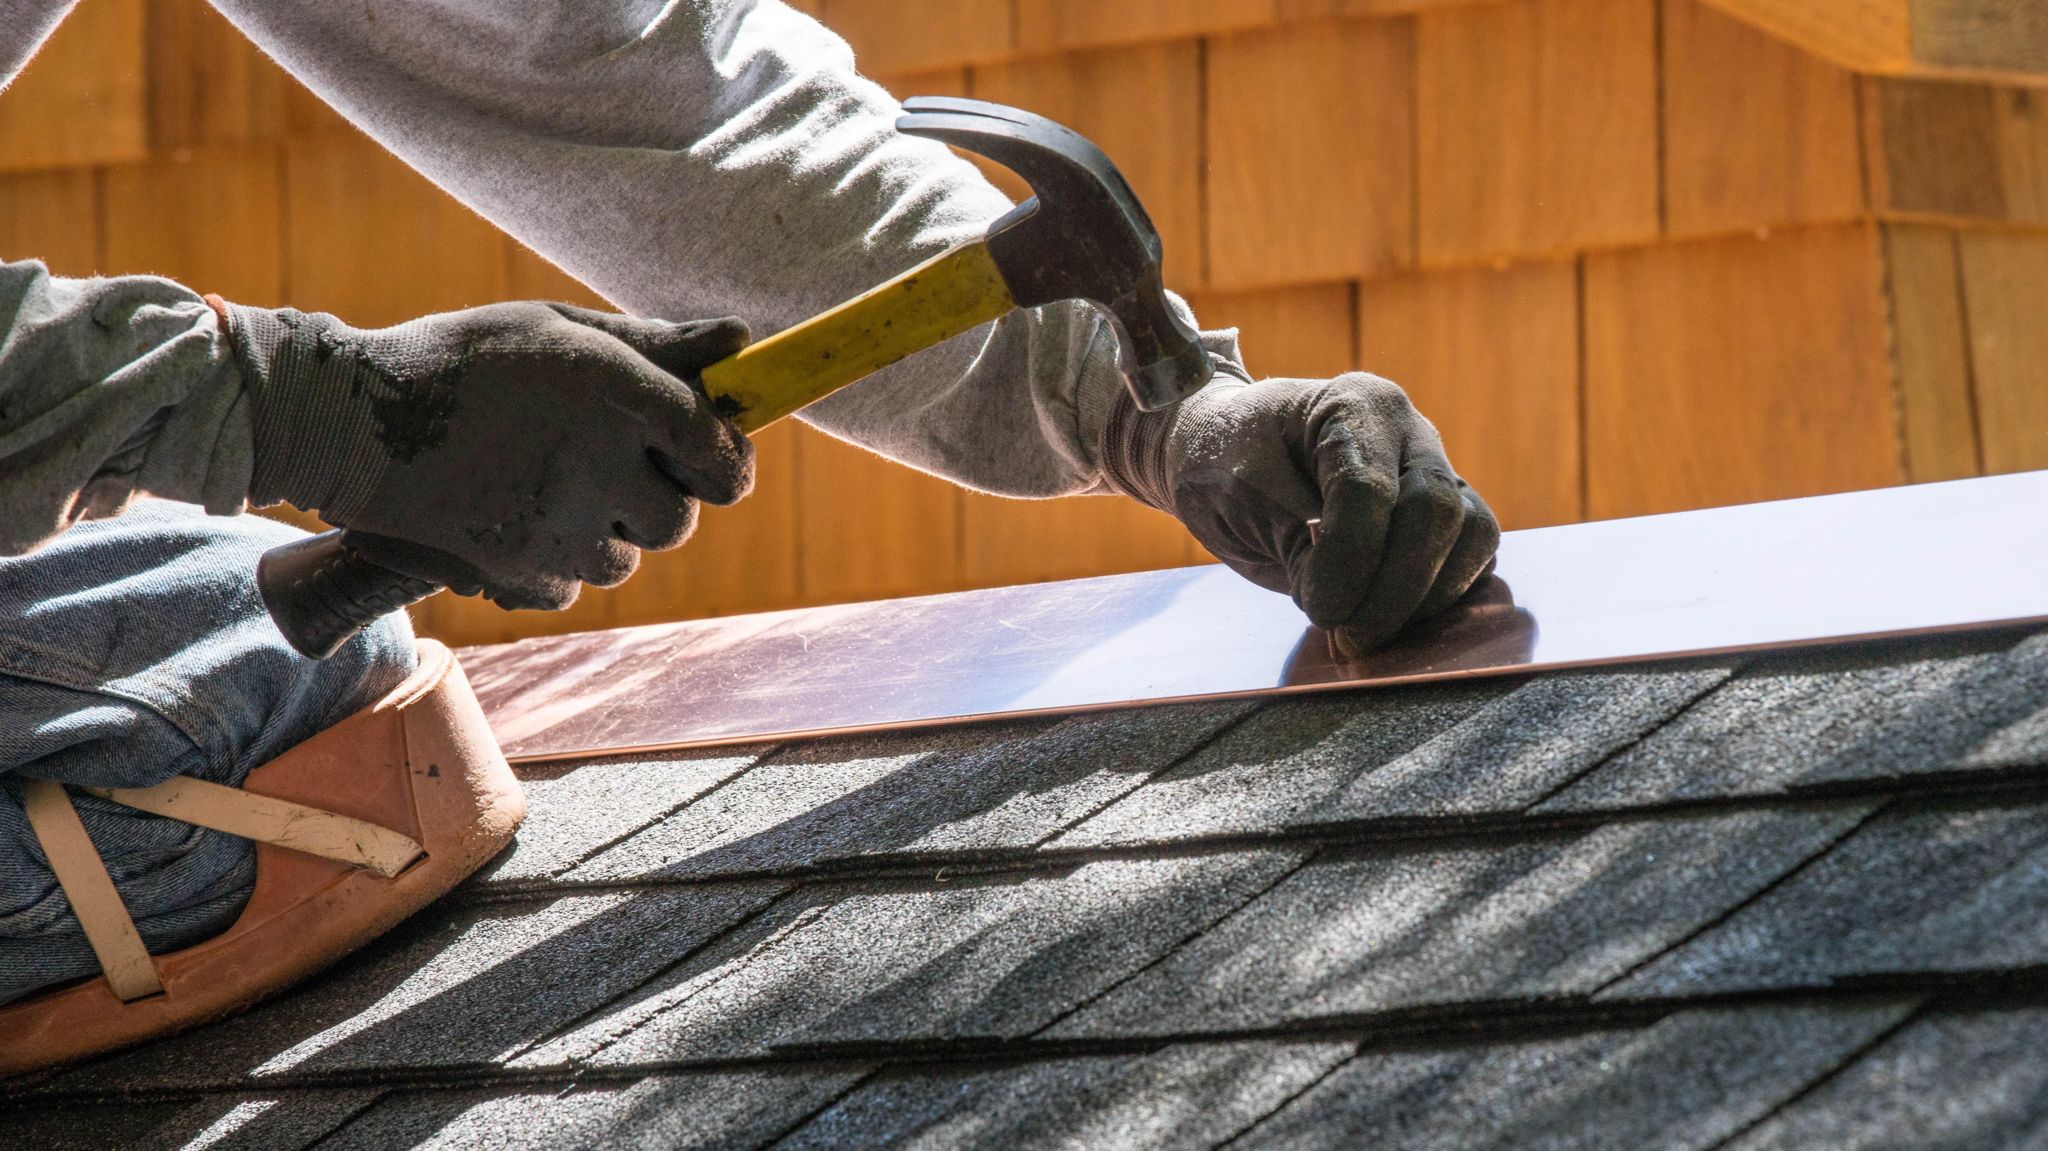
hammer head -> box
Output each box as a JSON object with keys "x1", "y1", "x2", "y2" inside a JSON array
[{"x1": 898, "y1": 97, "x2": 1211, "y2": 411}]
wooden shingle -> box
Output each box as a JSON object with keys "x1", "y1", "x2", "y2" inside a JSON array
[
  {"x1": 1881, "y1": 223, "x2": 1982, "y2": 483},
  {"x1": 1956, "y1": 229, "x2": 2048, "y2": 475},
  {"x1": 1583, "y1": 224, "x2": 1899, "y2": 518},
  {"x1": 960, "y1": 492, "x2": 1201, "y2": 586},
  {"x1": 818, "y1": 0, "x2": 1015, "y2": 74},
  {"x1": 0, "y1": 0, "x2": 146, "y2": 173},
  {"x1": 1662, "y1": 0, "x2": 1865, "y2": 238},
  {"x1": 1417, "y1": 0, "x2": 1659, "y2": 265},
  {"x1": 797, "y1": 427, "x2": 964, "y2": 605},
  {"x1": 144, "y1": 0, "x2": 290, "y2": 151},
  {"x1": 1016, "y1": 0, "x2": 1280, "y2": 53},
  {"x1": 1866, "y1": 79, "x2": 2048, "y2": 227},
  {"x1": 1207, "y1": 18, "x2": 1415, "y2": 288},
  {"x1": 0, "y1": 169, "x2": 99, "y2": 275},
  {"x1": 282, "y1": 132, "x2": 508, "y2": 326},
  {"x1": 1185, "y1": 283, "x2": 1358, "y2": 380},
  {"x1": 102, "y1": 147, "x2": 285, "y2": 305}
]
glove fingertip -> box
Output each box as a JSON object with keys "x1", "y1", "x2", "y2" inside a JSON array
[
  {"x1": 1296, "y1": 536, "x2": 1377, "y2": 631},
  {"x1": 687, "y1": 317, "x2": 752, "y2": 373},
  {"x1": 705, "y1": 315, "x2": 751, "y2": 343}
]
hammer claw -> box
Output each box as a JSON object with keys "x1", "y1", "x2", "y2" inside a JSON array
[{"x1": 896, "y1": 96, "x2": 1208, "y2": 412}]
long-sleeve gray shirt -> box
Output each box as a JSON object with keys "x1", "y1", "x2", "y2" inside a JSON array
[{"x1": 0, "y1": 0, "x2": 1243, "y2": 557}]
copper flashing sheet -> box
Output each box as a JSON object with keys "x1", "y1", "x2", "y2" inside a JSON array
[{"x1": 465, "y1": 471, "x2": 2048, "y2": 762}]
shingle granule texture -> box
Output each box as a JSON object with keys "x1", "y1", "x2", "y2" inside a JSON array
[{"x1": 9, "y1": 623, "x2": 2047, "y2": 1149}]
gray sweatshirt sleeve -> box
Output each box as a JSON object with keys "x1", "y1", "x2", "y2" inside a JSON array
[
  {"x1": 207, "y1": 0, "x2": 1243, "y2": 498},
  {"x1": 0, "y1": 0, "x2": 74, "y2": 85},
  {"x1": 0, "y1": 3, "x2": 254, "y2": 555},
  {"x1": 0, "y1": 260, "x2": 251, "y2": 555}
]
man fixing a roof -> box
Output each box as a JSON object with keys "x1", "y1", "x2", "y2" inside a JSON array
[{"x1": 0, "y1": 2, "x2": 1496, "y2": 1030}]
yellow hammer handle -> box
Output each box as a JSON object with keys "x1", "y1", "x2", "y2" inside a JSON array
[{"x1": 700, "y1": 240, "x2": 1016, "y2": 434}]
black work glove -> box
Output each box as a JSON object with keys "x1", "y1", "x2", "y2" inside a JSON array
[
  {"x1": 1102, "y1": 369, "x2": 1500, "y2": 655},
  {"x1": 218, "y1": 299, "x2": 752, "y2": 610}
]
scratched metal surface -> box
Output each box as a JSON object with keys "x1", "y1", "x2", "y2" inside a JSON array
[{"x1": 463, "y1": 471, "x2": 2048, "y2": 762}]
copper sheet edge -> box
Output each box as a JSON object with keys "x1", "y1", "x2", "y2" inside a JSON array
[{"x1": 463, "y1": 471, "x2": 2048, "y2": 763}]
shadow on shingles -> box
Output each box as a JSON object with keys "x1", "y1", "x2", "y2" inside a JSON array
[
  {"x1": 771, "y1": 1039, "x2": 1356, "y2": 1151},
  {"x1": 24, "y1": 802, "x2": 1881, "y2": 1149},
  {"x1": 616, "y1": 709, "x2": 1230, "y2": 882},
  {"x1": 1547, "y1": 629, "x2": 2048, "y2": 811},
  {"x1": 28, "y1": 882, "x2": 755, "y2": 1095},
  {"x1": 33, "y1": 631, "x2": 2048, "y2": 1148},
  {"x1": 1773, "y1": 630, "x2": 2048, "y2": 787}
]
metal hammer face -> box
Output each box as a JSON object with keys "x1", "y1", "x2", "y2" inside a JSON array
[{"x1": 898, "y1": 97, "x2": 1211, "y2": 411}]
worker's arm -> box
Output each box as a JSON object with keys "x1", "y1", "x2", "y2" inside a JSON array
[
  {"x1": 0, "y1": 8, "x2": 256, "y2": 551},
  {"x1": 207, "y1": 0, "x2": 1496, "y2": 643},
  {"x1": 206, "y1": 0, "x2": 1230, "y2": 500},
  {"x1": 0, "y1": 260, "x2": 251, "y2": 554},
  {"x1": 0, "y1": 254, "x2": 754, "y2": 606}
]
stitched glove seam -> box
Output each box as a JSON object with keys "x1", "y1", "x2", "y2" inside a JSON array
[
  {"x1": 1099, "y1": 383, "x2": 1174, "y2": 512},
  {"x1": 1099, "y1": 353, "x2": 1254, "y2": 512},
  {"x1": 225, "y1": 304, "x2": 394, "y2": 522}
]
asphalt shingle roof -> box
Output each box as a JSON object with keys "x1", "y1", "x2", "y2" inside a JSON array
[{"x1": 6, "y1": 624, "x2": 2048, "y2": 1148}]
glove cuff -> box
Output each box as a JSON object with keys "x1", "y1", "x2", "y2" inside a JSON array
[
  {"x1": 1099, "y1": 353, "x2": 1252, "y2": 512},
  {"x1": 224, "y1": 303, "x2": 391, "y2": 522},
  {"x1": 1098, "y1": 381, "x2": 1176, "y2": 513}
]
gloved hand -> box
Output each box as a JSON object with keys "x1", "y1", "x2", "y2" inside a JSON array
[
  {"x1": 215, "y1": 299, "x2": 752, "y2": 611},
  {"x1": 1102, "y1": 369, "x2": 1500, "y2": 655}
]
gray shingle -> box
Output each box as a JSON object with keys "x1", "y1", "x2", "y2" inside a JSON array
[
  {"x1": 1236, "y1": 1002, "x2": 1914, "y2": 1151},
  {"x1": 1960, "y1": 699, "x2": 2048, "y2": 771},
  {"x1": 1610, "y1": 803, "x2": 2048, "y2": 999},
  {"x1": 1052, "y1": 807, "x2": 1870, "y2": 1038},
  {"x1": 1053, "y1": 666, "x2": 1729, "y2": 849},
  {"x1": 473, "y1": 747, "x2": 766, "y2": 886},
  {"x1": 1539, "y1": 631, "x2": 2048, "y2": 812},
  {"x1": 1729, "y1": 1007, "x2": 2048, "y2": 1151},
  {"x1": 1314, "y1": 664, "x2": 1736, "y2": 820},
  {"x1": 318, "y1": 1068, "x2": 866, "y2": 1151},
  {"x1": 52, "y1": 884, "x2": 783, "y2": 1092},
  {"x1": 529, "y1": 851, "x2": 1302, "y2": 1068},
  {"x1": 774, "y1": 1041, "x2": 1354, "y2": 1150},
  {"x1": 558, "y1": 722, "x2": 1021, "y2": 882},
  {"x1": 568, "y1": 703, "x2": 1249, "y2": 881},
  {"x1": 3, "y1": 1090, "x2": 381, "y2": 1151},
  {"x1": 1053, "y1": 682, "x2": 1514, "y2": 848},
  {"x1": 23, "y1": 618, "x2": 2048, "y2": 1147}
]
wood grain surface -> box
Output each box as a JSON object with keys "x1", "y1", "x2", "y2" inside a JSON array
[
  {"x1": 1956, "y1": 228, "x2": 2048, "y2": 474},
  {"x1": 1662, "y1": 0, "x2": 1866, "y2": 237},
  {"x1": 1417, "y1": 0, "x2": 1659, "y2": 265},
  {"x1": 0, "y1": 0, "x2": 146, "y2": 173},
  {"x1": 1881, "y1": 223, "x2": 1983, "y2": 482},
  {"x1": 1583, "y1": 224, "x2": 1900, "y2": 518},
  {"x1": 1208, "y1": 17, "x2": 1415, "y2": 286},
  {"x1": 103, "y1": 147, "x2": 284, "y2": 305}
]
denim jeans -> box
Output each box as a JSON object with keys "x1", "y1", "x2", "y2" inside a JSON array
[{"x1": 0, "y1": 501, "x2": 416, "y2": 1005}]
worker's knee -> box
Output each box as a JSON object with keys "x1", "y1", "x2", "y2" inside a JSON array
[
  {"x1": 0, "y1": 500, "x2": 417, "y2": 790},
  {"x1": 0, "y1": 503, "x2": 418, "y2": 1006}
]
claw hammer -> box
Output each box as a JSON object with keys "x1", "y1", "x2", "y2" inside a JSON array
[{"x1": 258, "y1": 97, "x2": 1213, "y2": 658}]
